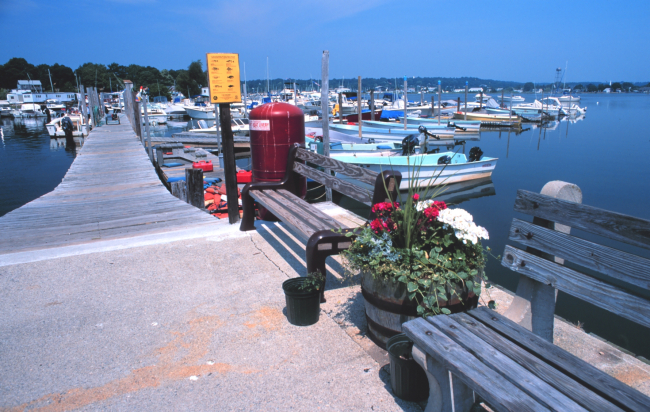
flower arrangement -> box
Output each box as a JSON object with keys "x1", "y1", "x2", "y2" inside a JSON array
[{"x1": 341, "y1": 190, "x2": 489, "y2": 317}]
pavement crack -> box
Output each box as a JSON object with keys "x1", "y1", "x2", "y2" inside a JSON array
[{"x1": 247, "y1": 233, "x2": 291, "y2": 279}]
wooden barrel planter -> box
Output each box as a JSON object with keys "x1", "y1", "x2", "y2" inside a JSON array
[{"x1": 361, "y1": 271, "x2": 479, "y2": 349}]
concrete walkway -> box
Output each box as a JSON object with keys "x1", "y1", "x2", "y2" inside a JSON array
[{"x1": 0, "y1": 222, "x2": 421, "y2": 411}]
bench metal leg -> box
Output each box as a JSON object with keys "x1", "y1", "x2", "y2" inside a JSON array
[
  {"x1": 412, "y1": 345, "x2": 474, "y2": 412},
  {"x1": 306, "y1": 229, "x2": 355, "y2": 303}
]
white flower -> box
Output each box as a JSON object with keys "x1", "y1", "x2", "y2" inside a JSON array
[{"x1": 437, "y1": 208, "x2": 489, "y2": 245}]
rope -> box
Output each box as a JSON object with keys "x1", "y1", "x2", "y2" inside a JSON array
[{"x1": 307, "y1": 184, "x2": 324, "y2": 192}]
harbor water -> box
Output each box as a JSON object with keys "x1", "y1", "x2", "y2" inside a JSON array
[{"x1": 1, "y1": 94, "x2": 649, "y2": 357}]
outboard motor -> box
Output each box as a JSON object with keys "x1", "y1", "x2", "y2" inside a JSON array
[
  {"x1": 401, "y1": 134, "x2": 419, "y2": 156},
  {"x1": 469, "y1": 146, "x2": 483, "y2": 162},
  {"x1": 437, "y1": 155, "x2": 451, "y2": 165}
]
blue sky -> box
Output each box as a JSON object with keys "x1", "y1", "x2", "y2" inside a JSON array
[{"x1": 1, "y1": 0, "x2": 648, "y2": 83}]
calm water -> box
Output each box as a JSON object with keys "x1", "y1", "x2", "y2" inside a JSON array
[
  {"x1": 432, "y1": 93, "x2": 650, "y2": 357},
  {"x1": 2, "y1": 94, "x2": 649, "y2": 356}
]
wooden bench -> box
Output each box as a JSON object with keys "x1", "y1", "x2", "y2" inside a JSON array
[
  {"x1": 240, "y1": 143, "x2": 401, "y2": 301},
  {"x1": 403, "y1": 181, "x2": 650, "y2": 412}
]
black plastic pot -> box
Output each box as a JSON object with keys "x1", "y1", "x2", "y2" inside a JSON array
[
  {"x1": 282, "y1": 277, "x2": 321, "y2": 326},
  {"x1": 387, "y1": 333, "x2": 429, "y2": 402}
]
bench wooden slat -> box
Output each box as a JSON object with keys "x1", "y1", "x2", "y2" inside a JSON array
[
  {"x1": 295, "y1": 147, "x2": 378, "y2": 186},
  {"x1": 293, "y1": 162, "x2": 373, "y2": 205},
  {"x1": 272, "y1": 189, "x2": 343, "y2": 230},
  {"x1": 502, "y1": 245, "x2": 650, "y2": 330},
  {"x1": 428, "y1": 315, "x2": 589, "y2": 411},
  {"x1": 250, "y1": 190, "x2": 321, "y2": 242},
  {"x1": 510, "y1": 218, "x2": 650, "y2": 289},
  {"x1": 514, "y1": 190, "x2": 650, "y2": 250},
  {"x1": 469, "y1": 307, "x2": 650, "y2": 412},
  {"x1": 403, "y1": 318, "x2": 551, "y2": 412},
  {"x1": 452, "y1": 313, "x2": 625, "y2": 412}
]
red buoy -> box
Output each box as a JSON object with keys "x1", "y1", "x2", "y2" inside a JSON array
[{"x1": 249, "y1": 102, "x2": 306, "y2": 220}]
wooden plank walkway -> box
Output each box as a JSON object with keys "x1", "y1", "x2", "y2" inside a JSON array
[{"x1": 0, "y1": 114, "x2": 225, "y2": 266}]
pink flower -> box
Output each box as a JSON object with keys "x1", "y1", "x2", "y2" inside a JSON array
[
  {"x1": 413, "y1": 194, "x2": 420, "y2": 201},
  {"x1": 433, "y1": 201, "x2": 447, "y2": 210}
]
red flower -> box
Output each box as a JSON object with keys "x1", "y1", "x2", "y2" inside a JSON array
[
  {"x1": 370, "y1": 219, "x2": 384, "y2": 234},
  {"x1": 413, "y1": 194, "x2": 420, "y2": 201},
  {"x1": 371, "y1": 201, "x2": 396, "y2": 218},
  {"x1": 424, "y1": 207, "x2": 440, "y2": 219},
  {"x1": 433, "y1": 200, "x2": 447, "y2": 210}
]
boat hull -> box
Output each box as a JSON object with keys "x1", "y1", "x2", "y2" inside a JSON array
[{"x1": 185, "y1": 107, "x2": 215, "y2": 120}]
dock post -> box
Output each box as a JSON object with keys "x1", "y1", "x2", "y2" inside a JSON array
[
  {"x1": 464, "y1": 81, "x2": 468, "y2": 121},
  {"x1": 132, "y1": 91, "x2": 142, "y2": 142},
  {"x1": 438, "y1": 80, "x2": 441, "y2": 125},
  {"x1": 338, "y1": 93, "x2": 343, "y2": 124},
  {"x1": 509, "y1": 91, "x2": 513, "y2": 122},
  {"x1": 171, "y1": 181, "x2": 187, "y2": 203},
  {"x1": 457, "y1": 97, "x2": 460, "y2": 114},
  {"x1": 321, "y1": 50, "x2": 332, "y2": 202},
  {"x1": 218, "y1": 103, "x2": 240, "y2": 223},
  {"x1": 420, "y1": 89, "x2": 423, "y2": 106},
  {"x1": 79, "y1": 85, "x2": 88, "y2": 132},
  {"x1": 156, "y1": 145, "x2": 164, "y2": 169},
  {"x1": 479, "y1": 90, "x2": 483, "y2": 109},
  {"x1": 123, "y1": 80, "x2": 134, "y2": 132},
  {"x1": 143, "y1": 95, "x2": 153, "y2": 162},
  {"x1": 404, "y1": 76, "x2": 408, "y2": 130},
  {"x1": 358, "y1": 76, "x2": 362, "y2": 138},
  {"x1": 185, "y1": 168, "x2": 204, "y2": 210},
  {"x1": 370, "y1": 90, "x2": 374, "y2": 121}
]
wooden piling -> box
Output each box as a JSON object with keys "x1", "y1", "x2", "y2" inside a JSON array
[
  {"x1": 457, "y1": 97, "x2": 460, "y2": 113},
  {"x1": 501, "y1": 90, "x2": 505, "y2": 108},
  {"x1": 404, "y1": 76, "x2": 408, "y2": 130},
  {"x1": 218, "y1": 103, "x2": 240, "y2": 223},
  {"x1": 338, "y1": 93, "x2": 343, "y2": 124},
  {"x1": 143, "y1": 95, "x2": 153, "y2": 161},
  {"x1": 464, "y1": 81, "x2": 468, "y2": 121},
  {"x1": 438, "y1": 80, "x2": 441, "y2": 125},
  {"x1": 185, "y1": 168, "x2": 204, "y2": 210},
  {"x1": 132, "y1": 91, "x2": 142, "y2": 141},
  {"x1": 370, "y1": 90, "x2": 375, "y2": 121},
  {"x1": 321, "y1": 50, "x2": 332, "y2": 202},
  {"x1": 171, "y1": 181, "x2": 187, "y2": 203},
  {"x1": 156, "y1": 145, "x2": 164, "y2": 169},
  {"x1": 358, "y1": 76, "x2": 362, "y2": 138}
]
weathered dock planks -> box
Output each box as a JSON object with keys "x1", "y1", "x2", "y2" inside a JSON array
[{"x1": 0, "y1": 114, "x2": 223, "y2": 265}]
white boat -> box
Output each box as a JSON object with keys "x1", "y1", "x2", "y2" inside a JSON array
[
  {"x1": 141, "y1": 106, "x2": 168, "y2": 125},
  {"x1": 361, "y1": 120, "x2": 456, "y2": 138},
  {"x1": 13, "y1": 103, "x2": 47, "y2": 117},
  {"x1": 45, "y1": 116, "x2": 88, "y2": 137},
  {"x1": 329, "y1": 123, "x2": 423, "y2": 142},
  {"x1": 187, "y1": 118, "x2": 249, "y2": 136},
  {"x1": 499, "y1": 95, "x2": 525, "y2": 103},
  {"x1": 184, "y1": 105, "x2": 215, "y2": 120},
  {"x1": 334, "y1": 151, "x2": 497, "y2": 190},
  {"x1": 400, "y1": 117, "x2": 482, "y2": 134},
  {"x1": 0, "y1": 100, "x2": 12, "y2": 117}
]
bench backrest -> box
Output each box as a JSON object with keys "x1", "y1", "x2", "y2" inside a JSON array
[
  {"x1": 502, "y1": 187, "x2": 650, "y2": 333},
  {"x1": 290, "y1": 146, "x2": 400, "y2": 207}
]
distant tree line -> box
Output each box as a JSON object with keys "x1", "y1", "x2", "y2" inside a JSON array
[
  {"x1": 1, "y1": 58, "x2": 647, "y2": 101},
  {"x1": 0, "y1": 58, "x2": 207, "y2": 100}
]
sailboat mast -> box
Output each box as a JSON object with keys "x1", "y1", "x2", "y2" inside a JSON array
[
  {"x1": 48, "y1": 69, "x2": 54, "y2": 92},
  {"x1": 266, "y1": 57, "x2": 269, "y2": 94}
]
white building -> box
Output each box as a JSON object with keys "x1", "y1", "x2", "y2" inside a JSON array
[{"x1": 6, "y1": 80, "x2": 77, "y2": 104}]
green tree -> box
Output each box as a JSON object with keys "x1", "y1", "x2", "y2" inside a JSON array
[
  {"x1": 598, "y1": 83, "x2": 607, "y2": 92},
  {"x1": 523, "y1": 82, "x2": 534, "y2": 92},
  {"x1": 611, "y1": 82, "x2": 622, "y2": 91},
  {"x1": 587, "y1": 84, "x2": 597, "y2": 92},
  {"x1": 0, "y1": 57, "x2": 36, "y2": 89},
  {"x1": 573, "y1": 84, "x2": 584, "y2": 91},
  {"x1": 176, "y1": 60, "x2": 204, "y2": 97},
  {"x1": 622, "y1": 82, "x2": 634, "y2": 91}
]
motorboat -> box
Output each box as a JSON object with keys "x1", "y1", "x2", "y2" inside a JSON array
[
  {"x1": 187, "y1": 118, "x2": 249, "y2": 136},
  {"x1": 185, "y1": 105, "x2": 215, "y2": 120},
  {"x1": 361, "y1": 120, "x2": 456, "y2": 138},
  {"x1": 400, "y1": 117, "x2": 481, "y2": 134},
  {"x1": 558, "y1": 90, "x2": 580, "y2": 103},
  {"x1": 498, "y1": 95, "x2": 525, "y2": 103},
  {"x1": 0, "y1": 100, "x2": 12, "y2": 117},
  {"x1": 13, "y1": 103, "x2": 46, "y2": 117},
  {"x1": 141, "y1": 106, "x2": 168, "y2": 125},
  {"x1": 452, "y1": 110, "x2": 522, "y2": 124},
  {"x1": 334, "y1": 150, "x2": 497, "y2": 190},
  {"x1": 45, "y1": 115, "x2": 88, "y2": 137},
  {"x1": 329, "y1": 123, "x2": 424, "y2": 142}
]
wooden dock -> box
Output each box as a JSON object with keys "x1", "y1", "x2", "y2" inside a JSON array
[{"x1": 0, "y1": 114, "x2": 225, "y2": 266}]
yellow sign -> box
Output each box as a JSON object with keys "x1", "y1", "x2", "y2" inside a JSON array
[{"x1": 206, "y1": 53, "x2": 241, "y2": 104}]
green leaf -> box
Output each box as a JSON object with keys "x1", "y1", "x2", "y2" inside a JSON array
[
  {"x1": 466, "y1": 280, "x2": 474, "y2": 290},
  {"x1": 457, "y1": 271, "x2": 468, "y2": 279},
  {"x1": 417, "y1": 305, "x2": 425, "y2": 314},
  {"x1": 440, "y1": 308, "x2": 451, "y2": 315},
  {"x1": 407, "y1": 282, "x2": 418, "y2": 292}
]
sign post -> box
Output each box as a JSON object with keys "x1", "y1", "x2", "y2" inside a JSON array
[{"x1": 207, "y1": 53, "x2": 242, "y2": 224}]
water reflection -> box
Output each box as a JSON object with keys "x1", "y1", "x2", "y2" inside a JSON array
[{"x1": 414, "y1": 177, "x2": 495, "y2": 206}]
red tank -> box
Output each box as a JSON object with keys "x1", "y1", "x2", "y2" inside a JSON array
[{"x1": 249, "y1": 102, "x2": 306, "y2": 220}]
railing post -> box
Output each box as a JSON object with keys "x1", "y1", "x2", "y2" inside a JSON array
[{"x1": 185, "y1": 168, "x2": 204, "y2": 210}]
